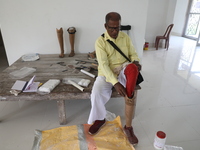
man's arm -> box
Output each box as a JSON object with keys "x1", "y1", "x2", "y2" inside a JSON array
[
  {"x1": 114, "y1": 82, "x2": 126, "y2": 97},
  {"x1": 95, "y1": 38, "x2": 118, "y2": 85},
  {"x1": 126, "y1": 36, "x2": 141, "y2": 71},
  {"x1": 133, "y1": 60, "x2": 141, "y2": 71}
]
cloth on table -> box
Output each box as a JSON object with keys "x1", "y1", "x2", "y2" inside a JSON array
[{"x1": 38, "y1": 79, "x2": 60, "y2": 93}]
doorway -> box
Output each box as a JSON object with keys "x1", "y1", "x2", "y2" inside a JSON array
[
  {"x1": 0, "y1": 29, "x2": 9, "y2": 71},
  {"x1": 184, "y1": 0, "x2": 200, "y2": 45}
]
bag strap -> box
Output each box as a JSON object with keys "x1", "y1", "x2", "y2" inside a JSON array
[
  {"x1": 101, "y1": 34, "x2": 144, "y2": 85},
  {"x1": 101, "y1": 34, "x2": 131, "y2": 62}
]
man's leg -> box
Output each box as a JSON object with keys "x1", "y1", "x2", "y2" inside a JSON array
[
  {"x1": 119, "y1": 64, "x2": 139, "y2": 145},
  {"x1": 88, "y1": 76, "x2": 113, "y2": 135}
]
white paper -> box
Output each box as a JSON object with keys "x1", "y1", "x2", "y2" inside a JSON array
[
  {"x1": 68, "y1": 80, "x2": 84, "y2": 92},
  {"x1": 11, "y1": 80, "x2": 27, "y2": 91},
  {"x1": 11, "y1": 75, "x2": 39, "y2": 92},
  {"x1": 9, "y1": 67, "x2": 36, "y2": 79},
  {"x1": 23, "y1": 82, "x2": 40, "y2": 92},
  {"x1": 38, "y1": 79, "x2": 60, "y2": 93},
  {"x1": 62, "y1": 78, "x2": 82, "y2": 84},
  {"x1": 78, "y1": 79, "x2": 91, "y2": 87},
  {"x1": 24, "y1": 75, "x2": 35, "y2": 90},
  {"x1": 164, "y1": 145, "x2": 183, "y2": 150}
]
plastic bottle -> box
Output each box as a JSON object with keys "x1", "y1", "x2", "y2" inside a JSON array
[{"x1": 154, "y1": 131, "x2": 166, "y2": 150}]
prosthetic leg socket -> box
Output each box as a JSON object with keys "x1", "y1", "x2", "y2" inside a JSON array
[
  {"x1": 125, "y1": 91, "x2": 136, "y2": 127},
  {"x1": 56, "y1": 28, "x2": 65, "y2": 58},
  {"x1": 67, "y1": 27, "x2": 76, "y2": 57},
  {"x1": 124, "y1": 63, "x2": 139, "y2": 98}
]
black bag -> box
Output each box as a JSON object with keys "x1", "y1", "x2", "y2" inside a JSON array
[
  {"x1": 136, "y1": 72, "x2": 144, "y2": 85},
  {"x1": 101, "y1": 34, "x2": 144, "y2": 85}
]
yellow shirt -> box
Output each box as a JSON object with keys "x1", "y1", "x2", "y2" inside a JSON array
[{"x1": 95, "y1": 31, "x2": 139, "y2": 85}]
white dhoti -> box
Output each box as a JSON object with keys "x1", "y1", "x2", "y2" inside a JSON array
[{"x1": 87, "y1": 68, "x2": 126, "y2": 124}]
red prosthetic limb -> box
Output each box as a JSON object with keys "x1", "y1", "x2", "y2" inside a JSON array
[{"x1": 124, "y1": 63, "x2": 139, "y2": 98}]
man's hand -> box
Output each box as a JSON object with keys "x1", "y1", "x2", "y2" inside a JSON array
[
  {"x1": 133, "y1": 61, "x2": 141, "y2": 71},
  {"x1": 114, "y1": 82, "x2": 126, "y2": 97}
]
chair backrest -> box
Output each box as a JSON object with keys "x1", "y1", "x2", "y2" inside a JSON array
[
  {"x1": 163, "y1": 24, "x2": 174, "y2": 38},
  {"x1": 120, "y1": 25, "x2": 131, "y2": 31}
]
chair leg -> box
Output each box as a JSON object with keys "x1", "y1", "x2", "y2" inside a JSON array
[
  {"x1": 155, "y1": 38, "x2": 157, "y2": 48},
  {"x1": 165, "y1": 39, "x2": 168, "y2": 49},
  {"x1": 166, "y1": 40, "x2": 169, "y2": 50},
  {"x1": 156, "y1": 39, "x2": 159, "y2": 50}
]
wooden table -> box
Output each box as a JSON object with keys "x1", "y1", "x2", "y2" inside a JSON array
[{"x1": 0, "y1": 54, "x2": 140, "y2": 125}]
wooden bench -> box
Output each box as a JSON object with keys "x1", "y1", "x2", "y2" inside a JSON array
[{"x1": 0, "y1": 54, "x2": 141, "y2": 125}]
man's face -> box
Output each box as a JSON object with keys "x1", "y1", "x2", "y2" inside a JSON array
[{"x1": 105, "y1": 20, "x2": 121, "y2": 39}]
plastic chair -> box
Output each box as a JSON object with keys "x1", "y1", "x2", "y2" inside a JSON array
[{"x1": 155, "y1": 24, "x2": 174, "y2": 50}]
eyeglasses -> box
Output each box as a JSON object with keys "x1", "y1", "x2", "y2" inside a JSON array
[{"x1": 107, "y1": 25, "x2": 121, "y2": 32}]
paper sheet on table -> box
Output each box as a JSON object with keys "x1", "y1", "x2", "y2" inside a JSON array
[
  {"x1": 24, "y1": 75, "x2": 36, "y2": 90},
  {"x1": 11, "y1": 80, "x2": 27, "y2": 91},
  {"x1": 9, "y1": 67, "x2": 36, "y2": 79},
  {"x1": 23, "y1": 82, "x2": 40, "y2": 92},
  {"x1": 11, "y1": 75, "x2": 39, "y2": 92},
  {"x1": 62, "y1": 78, "x2": 91, "y2": 87}
]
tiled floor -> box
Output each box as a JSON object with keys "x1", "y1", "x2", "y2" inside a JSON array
[{"x1": 0, "y1": 35, "x2": 200, "y2": 150}]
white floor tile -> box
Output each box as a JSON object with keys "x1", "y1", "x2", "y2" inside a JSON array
[{"x1": 137, "y1": 107, "x2": 200, "y2": 144}]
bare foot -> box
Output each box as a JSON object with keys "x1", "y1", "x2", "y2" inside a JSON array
[
  {"x1": 68, "y1": 51, "x2": 75, "y2": 57},
  {"x1": 59, "y1": 53, "x2": 65, "y2": 58}
]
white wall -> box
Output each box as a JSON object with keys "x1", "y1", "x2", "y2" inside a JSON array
[
  {"x1": 0, "y1": 0, "x2": 148, "y2": 65},
  {"x1": 173, "y1": 0, "x2": 189, "y2": 36},
  {"x1": 144, "y1": 0, "x2": 188, "y2": 46},
  {"x1": 166, "y1": 0, "x2": 177, "y2": 27},
  {"x1": 145, "y1": 0, "x2": 170, "y2": 45}
]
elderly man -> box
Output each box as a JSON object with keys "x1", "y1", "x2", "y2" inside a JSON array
[{"x1": 87, "y1": 12, "x2": 141, "y2": 146}]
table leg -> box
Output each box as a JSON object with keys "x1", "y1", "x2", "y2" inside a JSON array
[{"x1": 57, "y1": 100, "x2": 67, "y2": 125}]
